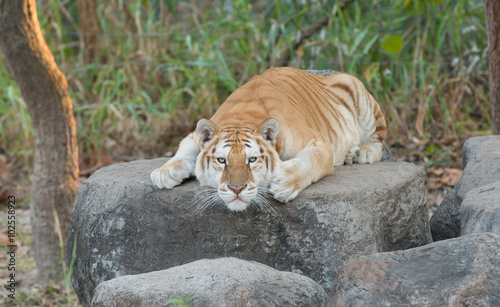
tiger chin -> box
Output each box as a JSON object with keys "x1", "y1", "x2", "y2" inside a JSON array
[{"x1": 151, "y1": 67, "x2": 387, "y2": 212}]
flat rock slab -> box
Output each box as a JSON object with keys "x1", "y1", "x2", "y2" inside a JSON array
[
  {"x1": 430, "y1": 136, "x2": 500, "y2": 241},
  {"x1": 68, "y1": 159, "x2": 431, "y2": 306},
  {"x1": 91, "y1": 257, "x2": 327, "y2": 307},
  {"x1": 328, "y1": 233, "x2": 500, "y2": 307},
  {"x1": 461, "y1": 181, "x2": 500, "y2": 236}
]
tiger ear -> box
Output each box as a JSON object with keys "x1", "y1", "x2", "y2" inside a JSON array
[
  {"x1": 256, "y1": 118, "x2": 279, "y2": 144},
  {"x1": 196, "y1": 119, "x2": 219, "y2": 145}
]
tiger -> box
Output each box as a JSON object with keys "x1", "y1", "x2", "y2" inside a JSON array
[{"x1": 150, "y1": 67, "x2": 387, "y2": 212}]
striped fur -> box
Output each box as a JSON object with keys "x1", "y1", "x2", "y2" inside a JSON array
[{"x1": 151, "y1": 67, "x2": 387, "y2": 211}]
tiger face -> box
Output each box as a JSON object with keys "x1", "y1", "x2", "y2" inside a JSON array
[{"x1": 194, "y1": 118, "x2": 280, "y2": 212}]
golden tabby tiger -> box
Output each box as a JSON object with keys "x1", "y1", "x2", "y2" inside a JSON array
[{"x1": 151, "y1": 67, "x2": 386, "y2": 211}]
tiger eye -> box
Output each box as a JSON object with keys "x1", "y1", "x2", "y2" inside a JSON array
[
  {"x1": 216, "y1": 157, "x2": 226, "y2": 164},
  {"x1": 248, "y1": 156, "x2": 258, "y2": 163}
]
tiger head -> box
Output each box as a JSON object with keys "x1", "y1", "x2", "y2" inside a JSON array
[{"x1": 194, "y1": 118, "x2": 280, "y2": 212}]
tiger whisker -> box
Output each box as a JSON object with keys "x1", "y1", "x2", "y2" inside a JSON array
[
  {"x1": 198, "y1": 195, "x2": 222, "y2": 213},
  {"x1": 191, "y1": 187, "x2": 224, "y2": 214},
  {"x1": 251, "y1": 188, "x2": 279, "y2": 216},
  {"x1": 191, "y1": 186, "x2": 279, "y2": 216}
]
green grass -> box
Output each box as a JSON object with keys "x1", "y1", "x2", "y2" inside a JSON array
[
  {"x1": 0, "y1": 0, "x2": 490, "y2": 164},
  {"x1": 166, "y1": 296, "x2": 195, "y2": 307}
]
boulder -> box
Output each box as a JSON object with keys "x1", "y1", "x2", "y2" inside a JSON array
[
  {"x1": 305, "y1": 69, "x2": 342, "y2": 77},
  {"x1": 382, "y1": 141, "x2": 397, "y2": 162},
  {"x1": 68, "y1": 158, "x2": 431, "y2": 306},
  {"x1": 91, "y1": 257, "x2": 327, "y2": 307},
  {"x1": 430, "y1": 136, "x2": 500, "y2": 241},
  {"x1": 328, "y1": 233, "x2": 500, "y2": 307},
  {"x1": 460, "y1": 181, "x2": 500, "y2": 236}
]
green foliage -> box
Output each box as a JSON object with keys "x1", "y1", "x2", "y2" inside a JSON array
[
  {"x1": 166, "y1": 296, "x2": 195, "y2": 307},
  {"x1": 0, "y1": 0, "x2": 490, "y2": 163},
  {"x1": 381, "y1": 35, "x2": 404, "y2": 54},
  {"x1": 65, "y1": 236, "x2": 78, "y2": 306}
]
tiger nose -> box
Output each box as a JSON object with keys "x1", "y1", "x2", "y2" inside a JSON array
[{"x1": 228, "y1": 184, "x2": 246, "y2": 195}]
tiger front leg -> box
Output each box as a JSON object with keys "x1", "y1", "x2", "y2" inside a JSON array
[
  {"x1": 270, "y1": 160, "x2": 305, "y2": 203},
  {"x1": 151, "y1": 133, "x2": 200, "y2": 189},
  {"x1": 270, "y1": 143, "x2": 334, "y2": 203}
]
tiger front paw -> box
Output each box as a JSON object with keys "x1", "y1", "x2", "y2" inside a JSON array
[
  {"x1": 270, "y1": 162, "x2": 303, "y2": 203},
  {"x1": 150, "y1": 159, "x2": 193, "y2": 189}
]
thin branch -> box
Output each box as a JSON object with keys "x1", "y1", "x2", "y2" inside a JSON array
[{"x1": 271, "y1": 0, "x2": 355, "y2": 67}]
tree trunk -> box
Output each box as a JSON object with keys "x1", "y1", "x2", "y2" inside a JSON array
[
  {"x1": 78, "y1": 0, "x2": 102, "y2": 63},
  {"x1": 0, "y1": 0, "x2": 79, "y2": 282},
  {"x1": 484, "y1": 0, "x2": 500, "y2": 135}
]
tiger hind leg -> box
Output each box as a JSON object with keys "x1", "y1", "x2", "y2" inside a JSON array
[
  {"x1": 355, "y1": 91, "x2": 386, "y2": 164},
  {"x1": 344, "y1": 144, "x2": 360, "y2": 165},
  {"x1": 357, "y1": 142, "x2": 383, "y2": 164}
]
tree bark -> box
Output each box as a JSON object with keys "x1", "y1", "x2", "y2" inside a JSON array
[
  {"x1": 78, "y1": 0, "x2": 102, "y2": 63},
  {"x1": 0, "y1": 0, "x2": 79, "y2": 281},
  {"x1": 484, "y1": 0, "x2": 500, "y2": 135}
]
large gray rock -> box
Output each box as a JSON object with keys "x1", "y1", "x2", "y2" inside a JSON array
[
  {"x1": 68, "y1": 159, "x2": 430, "y2": 306},
  {"x1": 328, "y1": 233, "x2": 500, "y2": 307},
  {"x1": 305, "y1": 69, "x2": 342, "y2": 77},
  {"x1": 461, "y1": 181, "x2": 500, "y2": 236},
  {"x1": 430, "y1": 136, "x2": 500, "y2": 241},
  {"x1": 382, "y1": 141, "x2": 397, "y2": 162},
  {"x1": 91, "y1": 257, "x2": 327, "y2": 307}
]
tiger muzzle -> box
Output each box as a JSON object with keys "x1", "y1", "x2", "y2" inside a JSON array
[{"x1": 228, "y1": 184, "x2": 247, "y2": 195}]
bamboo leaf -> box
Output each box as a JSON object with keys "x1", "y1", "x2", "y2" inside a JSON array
[{"x1": 381, "y1": 35, "x2": 404, "y2": 54}]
